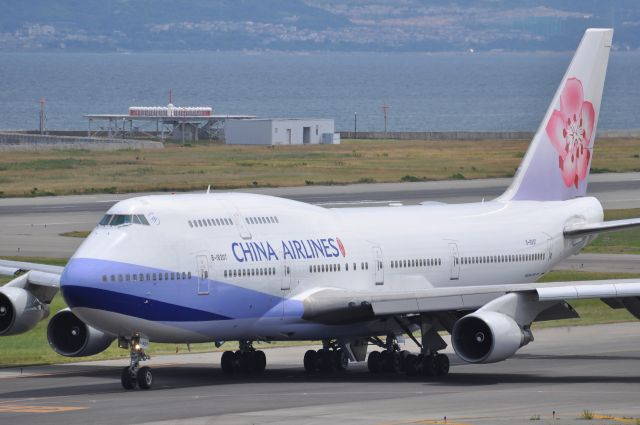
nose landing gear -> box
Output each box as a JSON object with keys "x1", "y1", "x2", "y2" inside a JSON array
[{"x1": 120, "y1": 336, "x2": 152, "y2": 390}]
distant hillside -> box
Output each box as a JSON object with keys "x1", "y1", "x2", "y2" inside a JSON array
[{"x1": 0, "y1": 0, "x2": 638, "y2": 52}]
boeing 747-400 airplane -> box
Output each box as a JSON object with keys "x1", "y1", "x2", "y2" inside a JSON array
[{"x1": 2, "y1": 28, "x2": 640, "y2": 390}]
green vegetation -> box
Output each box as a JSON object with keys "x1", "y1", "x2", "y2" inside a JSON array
[
  {"x1": 582, "y1": 209, "x2": 640, "y2": 255},
  {"x1": 60, "y1": 230, "x2": 91, "y2": 238},
  {"x1": 0, "y1": 137, "x2": 638, "y2": 197},
  {"x1": 580, "y1": 410, "x2": 594, "y2": 420}
]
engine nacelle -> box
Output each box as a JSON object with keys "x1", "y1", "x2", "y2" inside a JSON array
[
  {"x1": 452, "y1": 311, "x2": 531, "y2": 364},
  {"x1": 0, "y1": 286, "x2": 49, "y2": 336},
  {"x1": 47, "y1": 308, "x2": 115, "y2": 357}
]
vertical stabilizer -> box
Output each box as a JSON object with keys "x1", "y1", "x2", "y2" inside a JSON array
[{"x1": 500, "y1": 29, "x2": 613, "y2": 202}]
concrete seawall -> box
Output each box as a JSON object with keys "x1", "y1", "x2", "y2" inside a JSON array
[
  {"x1": 338, "y1": 130, "x2": 640, "y2": 140},
  {"x1": 0, "y1": 132, "x2": 164, "y2": 151}
]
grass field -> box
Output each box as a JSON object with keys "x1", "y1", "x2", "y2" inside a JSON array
[
  {"x1": 0, "y1": 137, "x2": 639, "y2": 197},
  {"x1": 1, "y1": 262, "x2": 638, "y2": 367},
  {"x1": 582, "y1": 208, "x2": 640, "y2": 255}
]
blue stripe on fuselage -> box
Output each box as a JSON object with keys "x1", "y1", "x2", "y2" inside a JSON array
[
  {"x1": 61, "y1": 285, "x2": 231, "y2": 322},
  {"x1": 60, "y1": 257, "x2": 301, "y2": 323}
]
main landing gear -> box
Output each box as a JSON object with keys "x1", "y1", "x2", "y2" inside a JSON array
[
  {"x1": 367, "y1": 324, "x2": 451, "y2": 378},
  {"x1": 220, "y1": 341, "x2": 267, "y2": 375},
  {"x1": 120, "y1": 336, "x2": 152, "y2": 390},
  {"x1": 303, "y1": 340, "x2": 349, "y2": 374}
]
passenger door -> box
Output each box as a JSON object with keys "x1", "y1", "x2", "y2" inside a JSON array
[
  {"x1": 373, "y1": 246, "x2": 384, "y2": 286},
  {"x1": 448, "y1": 243, "x2": 460, "y2": 281},
  {"x1": 196, "y1": 254, "x2": 210, "y2": 295}
]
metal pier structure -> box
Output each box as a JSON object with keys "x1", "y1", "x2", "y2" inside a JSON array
[{"x1": 85, "y1": 112, "x2": 255, "y2": 143}]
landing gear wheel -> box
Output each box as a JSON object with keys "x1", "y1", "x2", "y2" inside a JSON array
[
  {"x1": 137, "y1": 366, "x2": 153, "y2": 390},
  {"x1": 367, "y1": 351, "x2": 381, "y2": 373},
  {"x1": 381, "y1": 350, "x2": 400, "y2": 373},
  {"x1": 422, "y1": 354, "x2": 436, "y2": 377},
  {"x1": 403, "y1": 353, "x2": 419, "y2": 377},
  {"x1": 318, "y1": 349, "x2": 334, "y2": 373},
  {"x1": 399, "y1": 350, "x2": 411, "y2": 372},
  {"x1": 221, "y1": 350, "x2": 235, "y2": 374},
  {"x1": 435, "y1": 353, "x2": 450, "y2": 376},
  {"x1": 253, "y1": 350, "x2": 266, "y2": 373},
  {"x1": 121, "y1": 366, "x2": 137, "y2": 390},
  {"x1": 333, "y1": 349, "x2": 348, "y2": 371},
  {"x1": 304, "y1": 349, "x2": 317, "y2": 374},
  {"x1": 239, "y1": 351, "x2": 255, "y2": 373}
]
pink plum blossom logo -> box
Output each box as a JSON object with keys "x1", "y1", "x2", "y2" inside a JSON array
[{"x1": 545, "y1": 77, "x2": 595, "y2": 189}]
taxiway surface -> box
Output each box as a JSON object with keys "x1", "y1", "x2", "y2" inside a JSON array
[
  {"x1": 0, "y1": 323, "x2": 639, "y2": 425},
  {"x1": 1, "y1": 172, "x2": 639, "y2": 258}
]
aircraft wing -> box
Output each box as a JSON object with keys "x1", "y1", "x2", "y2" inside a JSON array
[
  {"x1": 564, "y1": 218, "x2": 640, "y2": 237},
  {"x1": 0, "y1": 259, "x2": 62, "y2": 304},
  {"x1": 301, "y1": 279, "x2": 640, "y2": 325}
]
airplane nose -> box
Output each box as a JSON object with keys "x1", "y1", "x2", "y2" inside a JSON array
[{"x1": 59, "y1": 258, "x2": 106, "y2": 311}]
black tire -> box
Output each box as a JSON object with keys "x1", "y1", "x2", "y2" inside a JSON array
[
  {"x1": 367, "y1": 351, "x2": 381, "y2": 373},
  {"x1": 422, "y1": 354, "x2": 436, "y2": 377},
  {"x1": 239, "y1": 351, "x2": 254, "y2": 373},
  {"x1": 319, "y1": 349, "x2": 334, "y2": 373},
  {"x1": 382, "y1": 350, "x2": 400, "y2": 374},
  {"x1": 399, "y1": 350, "x2": 411, "y2": 372},
  {"x1": 254, "y1": 350, "x2": 266, "y2": 373},
  {"x1": 435, "y1": 353, "x2": 450, "y2": 376},
  {"x1": 137, "y1": 366, "x2": 153, "y2": 390},
  {"x1": 403, "y1": 353, "x2": 419, "y2": 377},
  {"x1": 221, "y1": 350, "x2": 235, "y2": 374},
  {"x1": 303, "y1": 349, "x2": 317, "y2": 373},
  {"x1": 121, "y1": 366, "x2": 137, "y2": 390},
  {"x1": 333, "y1": 349, "x2": 348, "y2": 371}
]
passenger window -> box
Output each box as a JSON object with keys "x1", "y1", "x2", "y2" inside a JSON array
[
  {"x1": 133, "y1": 274, "x2": 137, "y2": 282},
  {"x1": 111, "y1": 275, "x2": 115, "y2": 282},
  {"x1": 188, "y1": 272, "x2": 192, "y2": 279},
  {"x1": 153, "y1": 273, "x2": 157, "y2": 280},
  {"x1": 102, "y1": 275, "x2": 107, "y2": 282},
  {"x1": 118, "y1": 274, "x2": 123, "y2": 282},
  {"x1": 126, "y1": 274, "x2": 130, "y2": 282},
  {"x1": 158, "y1": 273, "x2": 163, "y2": 281},
  {"x1": 171, "y1": 272, "x2": 175, "y2": 280},
  {"x1": 224, "y1": 271, "x2": 227, "y2": 277},
  {"x1": 140, "y1": 273, "x2": 144, "y2": 282},
  {"x1": 188, "y1": 220, "x2": 193, "y2": 228}
]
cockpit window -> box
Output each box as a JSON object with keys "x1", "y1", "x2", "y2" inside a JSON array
[
  {"x1": 99, "y1": 214, "x2": 113, "y2": 226},
  {"x1": 99, "y1": 214, "x2": 150, "y2": 227}
]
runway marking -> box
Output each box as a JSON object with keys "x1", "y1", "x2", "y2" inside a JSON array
[
  {"x1": 593, "y1": 413, "x2": 639, "y2": 424},
  {"x1": 0, "y1": 404, "x2": 87, "y2": 413},
  {"x1": 379, "y1": 419, "x2": 472, "y2": 425}
]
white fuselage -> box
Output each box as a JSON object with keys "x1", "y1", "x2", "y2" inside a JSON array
[{"x1": 59, "y1": 193, "x2": 603, "y2": 343}]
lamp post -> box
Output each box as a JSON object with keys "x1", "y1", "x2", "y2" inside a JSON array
[{"x1": 354, "y1": 112, "x2": 357, "y2": 139}]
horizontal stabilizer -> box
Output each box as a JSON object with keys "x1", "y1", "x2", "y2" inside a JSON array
[{"x1": 564, "y1": 217, "x2": 640, "y2": 237}]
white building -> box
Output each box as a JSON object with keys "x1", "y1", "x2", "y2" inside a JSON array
[{"x1": 225, "y1": 118, "x2": 339, "y2": 145}]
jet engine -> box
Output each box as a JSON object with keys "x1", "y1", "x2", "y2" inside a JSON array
[
  {"x1": 0, "y1": 286, "x2": 49, "y2": 336},
  {"x1": 452, "y1": 310, "x2": 532, "y2": 364},
  {"x1": 47, "y1": 308, "x2": 115, "y2": 357}
]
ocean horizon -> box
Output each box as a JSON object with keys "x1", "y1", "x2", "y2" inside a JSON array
[{"x1": 0, "y1": 50, "x2": 638, "y2": 133}]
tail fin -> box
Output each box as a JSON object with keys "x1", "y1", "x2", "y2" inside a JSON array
[{"x1": 500, "y1": 28, "x2": 613, "y2": 202}]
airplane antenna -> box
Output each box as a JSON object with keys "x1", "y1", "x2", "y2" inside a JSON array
[
  {"x1": 206, "y1": 185, "x2": 211, "y2": 194},
  {"x1": 169, "y1": 88, "x2": 172, "y2": 104}
]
